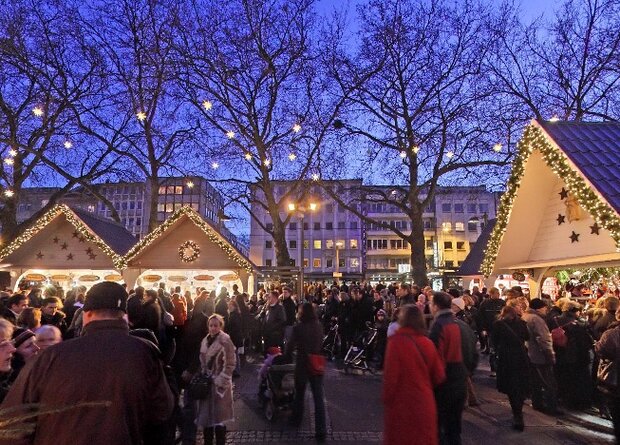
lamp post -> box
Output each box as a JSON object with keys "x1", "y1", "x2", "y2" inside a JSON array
[{"x1": 288, "y1": 201, "x2": 318, "y2": 298}]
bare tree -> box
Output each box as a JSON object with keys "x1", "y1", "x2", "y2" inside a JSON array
[
  {"x1": 177, "y1": 0, "x2": 346, "y2": 266},
  {"x1": 0, "y1": 0, "x2": 120, "y2": 240},
  {"x1": 78, "y1": 0, "x2": 197, "y2": 231},
  {"x1": 487, "y1": 0, "x2": 620, "y2": 121},
  {"x1": 324, "y1": 0, "x2": 510, "y2": 285}
]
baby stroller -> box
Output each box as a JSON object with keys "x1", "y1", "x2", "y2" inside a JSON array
[
  {"x1": 343, "y1": 324, "x2": 378, "y2": 374},
  {"x1": 322, "y1": 319, "x2": 340, "y2": 361},
  {"x1": 258, "y1": 363, "x2": 296, "y2": 421}
]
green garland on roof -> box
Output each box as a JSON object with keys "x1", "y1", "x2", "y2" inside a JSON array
[{"x1": 481, "y1": 124, "x2": 620, "y2": 276}]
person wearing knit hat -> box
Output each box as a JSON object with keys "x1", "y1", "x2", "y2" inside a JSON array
[
  {"x1": 9, "y1": 327, "x2": 39, "y2": 384},
  {"x1": 529, "y1": 298, "x2": 547, "y2": 310}
]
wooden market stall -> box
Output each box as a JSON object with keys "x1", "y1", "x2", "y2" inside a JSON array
[
  {"x1": 123, "y1": 206, "x2": 256, "y2": 294},
  {"x1": 481, "y1": 120, "x2": 620, "y2": 297},
  {"x1": 0, "y1": 205, "x2": 136, "y2": 291}
]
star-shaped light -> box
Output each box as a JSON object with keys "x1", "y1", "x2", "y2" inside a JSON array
[
  {"x1": 202, "y1": 100, "x2": 213, "y2": 111},
  {"x1": 32, "y1": 107, "x2": 44, "y2": 117},
  {"x1": 288, "y1": 153, "x2": 297, "y2": 161},
  {"x1": 8, "y1": 149, "x2": 17, "y2": 157},
  {"x1": 399, "y1": 151, "x2": 407, "y2": 158},
  {"x1": 186, "y1": 181, "x2": 194, "y2": 189},
  {"x1": 4, "y1": 158, "x2": 14, "y2": 165},
  {"x1": 63, "y1": 140, "x2": 73, "y2": 149},
  {"x1": 556, "y1": 214, "x2": 565, "y2": 225},
  {"x1": 559, "y1": 187, "x2": 569, "y2": 200},
  {"x1": 264, "y1": 159, "x2": 271, "y2": 166},
  {"x1": 569, "y1": 231, "x2": 580, "y2": 243},
  {"x1": 226, "y1": 130, "x2": 235, "y2": 139},
  {"x1": 244, "y1": 152, "x2": 252, "y2": 160},
  {"x1": 412, "y1": 146, "x2": 420, "y2": 154},
  {"x1": 292, "y1": 123, "x2": 302, "y2": 133},
  {"x1": 211, "y1": 162, "x2": 219, "y2": 169},
  {"x1": 136, "y1": 111, "x2": 147, "y2": 121},
  {"x1": 4, "y1": 190, "x2": 14, "y2": 198},
  {"x1": 590, "y1": 222, "x2": 601, "y2": 235},
  {"x1": 493, "y1": 143, "x2": 502, "y2": 152},
  {"x1": 446, "y1": 151, "x2": 454, "y2": 159},
  {"x1": 312, "y1": 173, "x2": 320, "y2": 181}
]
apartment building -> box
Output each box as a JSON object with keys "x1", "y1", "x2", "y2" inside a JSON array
[
  {"x1": 250, "y1": 181, "x2": 498, "y2": 284},
  {"x1": 249, "y1": 180, "x2": 365, "y2": 281}
]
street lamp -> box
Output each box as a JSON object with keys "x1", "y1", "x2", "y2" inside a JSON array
[{"x1": 287, "y1": 200, "x2": 318, "y2": 297}]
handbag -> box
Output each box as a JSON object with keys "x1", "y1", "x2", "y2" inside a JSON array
[
  {"x1": 551, "y1": 317, "x2": 570, "y2": 348},
  {"x1": 308, "y1": 353, "x2": 327, "y2": 376},
  {"x1": 162, "y1": 310, "x2": 175, "y2": 327},
  {"x1": 597, "y1": 358, "x2": 620, "y2": 396},
  {"x1": 187, "y1": 372, "x2": 212, "y2": 400}
]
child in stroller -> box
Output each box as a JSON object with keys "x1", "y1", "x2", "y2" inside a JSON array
[{"x1": 258, "y1": 347, "x2": 296, "y2": 421}]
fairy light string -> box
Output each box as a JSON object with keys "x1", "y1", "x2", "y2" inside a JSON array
[{"x1": 481, "y1": 123, "x2": 620, "y2": 276}]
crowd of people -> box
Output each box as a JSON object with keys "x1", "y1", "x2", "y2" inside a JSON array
[{"x1": 1, "y1": 279, "x2": 620, "y2": 444}]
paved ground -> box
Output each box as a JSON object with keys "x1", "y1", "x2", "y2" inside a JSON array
[{"x1": 201, "y1": 353, "x2": 615, "y2": 444}]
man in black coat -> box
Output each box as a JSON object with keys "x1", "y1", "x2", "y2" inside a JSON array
[
  {"x1": 259, "y1": 291, "x2": 287, "y2": 350},
  {"x1": 0, "y1": 294, "x2": 29, "y2": 326}
]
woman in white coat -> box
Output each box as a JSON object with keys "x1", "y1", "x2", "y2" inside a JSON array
[{"x1": 195, "y1": 314, "x2": 236, "y2": 445}]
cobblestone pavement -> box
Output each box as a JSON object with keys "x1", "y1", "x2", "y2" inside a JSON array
[{"x1": 194, "y1": 353, "x2": 615, "y2": 445}]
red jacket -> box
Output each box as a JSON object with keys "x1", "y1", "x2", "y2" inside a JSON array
[{"x1": 382, "y1": 327, "x2": 446, "y2": 445}]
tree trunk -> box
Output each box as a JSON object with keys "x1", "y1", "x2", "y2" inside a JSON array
[
  {"x1": 0, "y1": 198, "x2": 18, "y2": 243},
  {"x1": 409, "y1": 205, "x2": 429, "y2": 286},
  {"x1": 271, "y1": 216, "x2": 292, "y2": 267},
  {"x1": 147, "y1": 176, "x2": 160, "y2": 232}
]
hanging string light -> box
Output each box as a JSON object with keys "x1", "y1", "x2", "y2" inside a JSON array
[
  {"x1": 264, "y1": 159, "x2": 271, "y2": 166},
  {"x1": 186, "y1": 181, "x2": 194, "y2": 189},
  {"x1": 312, "y1": 173, "x2": 320, "y2": 181},
  {"x1": 211, "y1": 162, "x2": 219, "y2": 169},
  {"x1": 4, "y1": 158, "x2": 14, "y2": 166},
  {"x1": 4, "y1": 190, "x2": 14, "y2": 198},
  {"x1": 244, "y1": 152, "x2": 252, "y2": 160},
  {"x1": 226, "y1": 131, "x2": 235, "y2": 139},
  {"x1": 136, "y1": 111, "x2": 147, "y2": 121},
  {"x1": 412, "y1": 146, "x2": 420, "y2": 154},
  {"x1": 292, "y1": 123, "x2": 301, "y2": 133},
  {"x1": 202, "y1": 100, "x2": 213, "y2": 111},
  {"x1": 64, "y1": 140, "x2": 73, "y2": 149},
  {"x1": 446, "y1": 151, "x2": 454, "y2": 159},
  {"x1": 32, "y1": 107, "x2": 43, "y2": 117},
  {"x1": 288, "y1": 153, "x2": 297, "y2": 161},
  {"x1": 8, "y1": 149, "x2": 17, "y2": 157},
  {"x1": 399, "y1": 151, "x2": 407, "y2": 158},
  {"x1": 493, "y1": 143, "x2": 502, "y2": 152},
  {"x1": 549, "y1": 115, "x2": 560, "y2": 122}
]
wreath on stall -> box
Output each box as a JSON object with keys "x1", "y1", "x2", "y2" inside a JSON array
[{"x1": 178, "y1": 240, "x2": 200, "y2": 263}]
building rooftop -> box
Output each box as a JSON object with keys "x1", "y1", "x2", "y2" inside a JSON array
[
  {"x1": 538, "y1": 120, "x2": 620, "y2": 215},
  {"x1": 457, "y1": 219, "x2": 496, "y2": 276},
  {"x1": 71, "y1": 207, "x2": 137, "y2": 256}
]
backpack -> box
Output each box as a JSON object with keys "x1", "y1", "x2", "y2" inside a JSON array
[
  {"x1": 171, "y1": 296, "x2": 187, "y2": 326},
  {"x1": 551, "y1": 317, "x2": 572, "y2": 348}
]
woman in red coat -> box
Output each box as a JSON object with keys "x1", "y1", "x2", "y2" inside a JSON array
[{"x1": 382, "y1": 304, "x2": 446, "y2": 445}]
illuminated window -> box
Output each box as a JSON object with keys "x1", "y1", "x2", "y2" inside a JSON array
[
  {"x1": 313, "y1": 240, "x2": 322, "y2": 249},
  {"x1": 455, "y1": 222, "x2": 465, "y2": 232},
  {"x1": 313, "y1": 258, "x2": 321, "y2": 268},
  {"x1": 350, "y1": 239, "x2": 358, "y2": 249},
  {"x1": 326, "y1": 240, "x2": 334, "y2": 249}
]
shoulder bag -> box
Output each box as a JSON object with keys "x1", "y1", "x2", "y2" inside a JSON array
[{"x1": 308, "y1": 353, "x2": 327, "y2": 376}]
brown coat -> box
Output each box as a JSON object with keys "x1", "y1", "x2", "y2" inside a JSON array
[
  {"x1": 195, "y1": 331, "x2": 236, "y2": 427},
  {"x1": 1, "y1": 319, "x2": 174, "y2": 445}
]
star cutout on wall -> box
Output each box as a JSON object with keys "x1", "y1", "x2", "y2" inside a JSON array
[
  {"x1": 66, "y1": 253, "x2": 74, "y2": 260},
  {"x1": 556, "y1": 214, "x2": 566, "y2": 225},
  {"x1": 570, "y1": 231, "x2": 580, "y2": 243},
  {"x1": 86, "y1": 247, "x2": 93, "y2": 255},
  {"x1": 88, "y1": 253, "x2": 97, "y2": 260},
  {"x1": 559, "y1": 188, "x2": 569, "y2": 200},
  {"x1": 78, "y1": 235, "x2": 86, "y2": 243},
  {"x1": 72, "y1": 230, "x2": 79, "y2": 238},
  {"x1": 61, "y1": 242, "x2": 68, "y2": 250},
  {"x1": 36, "y1": 251, "x2": 44, "y2": 260},
  {"x1": 52, "y1": 237, "x2": 60, "y2": 244},
  {"x1": 590, "y1": 223, "x2": 601, "y2": 235}
]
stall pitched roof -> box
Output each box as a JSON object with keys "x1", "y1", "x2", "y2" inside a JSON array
[
  {"x1": 538, "y1": 120, "x2": 620, "y2": 214},
  {"x1": 481, "y1": 120, "x2": 620, "y2": 276},
  {"x1": 457, "y1": 219, "x2": 496, "y2": 277},
  {"x1": 0, "y1": 205, "x2": 131, "y2": 268},
  {"x1": 124, "y1": 206, "x2": 255, "y2": 272}
]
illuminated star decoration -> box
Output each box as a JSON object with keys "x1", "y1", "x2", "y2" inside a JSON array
[
  {"x1": 570, "y1": 231, "x2": 580, "y2": 243},
  {"x1": 36, "y1": 251, "x2": 44, "y2": 260},
  {"x1": 559, "y1": 187, "x2": 569, "y2": 200},
  {"x1": 66, "y1": 253, "x2": 74, "y2": 260},
  {"x1": 556, "y1": 214, "x2": 565, "y2": 225},
  {"x1": 72, "y1": 231, "x2": 79, "y2": 238},
  {"x1": 590, "y1": 223, "x2": 601, "y2": 235},
  {"x1": 52, "y1": 237, "x2": 60, "y2": 244},
  {"x1": 61, "y1": 242, "x2": 68, "y2": 250}
]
